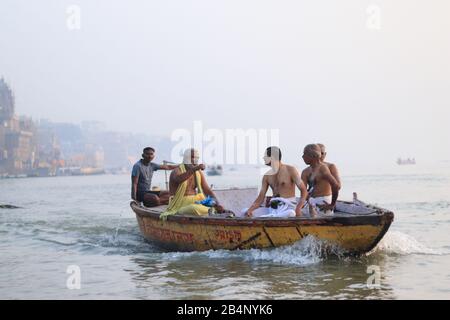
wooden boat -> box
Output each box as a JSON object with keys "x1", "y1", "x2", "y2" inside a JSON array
[{"x1": 130, "y1": 188, "x2": 394, "y2": 255}]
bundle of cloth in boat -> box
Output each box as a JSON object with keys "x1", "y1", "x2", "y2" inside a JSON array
[
  {"x1": 240, "y1": 195, "x2": 334, "y2": 218},
  {"x1": 159, "y1": 164, "x2": 209, "y2": 220},
  {"x1": 240, "y1": 197, "x2": 297, "y2": 218}
]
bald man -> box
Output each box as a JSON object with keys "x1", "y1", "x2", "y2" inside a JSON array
[
  {"x1": 162, "y1": 149, "x2": 224, "y2": 218},
  {"x1": 301, "y1": 144, "x2": 340, "y2": 216}
]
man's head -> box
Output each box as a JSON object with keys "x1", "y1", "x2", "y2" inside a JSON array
[
  {"x1": 142, "y1": 147, "x2": 155, "y2": 162},
  {"x1": 317, "y1": 143, "x2": 326, "y2": 161},
  {"x1": 183, "y1": 148, "x2": 200, "y2": 165},
  {"x1": 263, "y1": 146, "x2": 282, "y2": 166},
  {"x1": 302, "y1": 144, "x2": 321, "y2": 165}
]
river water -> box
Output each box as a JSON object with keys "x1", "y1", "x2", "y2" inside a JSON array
[{"x1": 1, "y1": 163, "x2": 449, "y2": 299}]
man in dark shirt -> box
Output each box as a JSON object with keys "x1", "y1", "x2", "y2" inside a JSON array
[{"x1": 131, "y1": 147, "x2": 178, "y2": 207}]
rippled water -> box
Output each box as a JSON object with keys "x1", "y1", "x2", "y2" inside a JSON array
[{"x1": 1, "y1": 163, "x2": 450, "y2": 299}]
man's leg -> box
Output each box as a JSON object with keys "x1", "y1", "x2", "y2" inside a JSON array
[
  {"x1": 178, "y1": 204, "x2": 209, "y2": 216},
  {"x1": 308, "y1": 196, "x2": 333, "y2": 216},
  {"x1": 158, "y1": 191, "x2": 171, "y2": 205},
  {"x1": 143, "y1": 193, "x2": 161, "y2": 207},
  {"x1": 252, "y1": 207, "x2": 271, "y2": 217},
  {"x1": 240, "y1": 207, "x2": 270, "y2": 217}
]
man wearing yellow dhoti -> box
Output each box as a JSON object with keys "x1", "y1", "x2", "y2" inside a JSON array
[{"x1": 159, "y1": 148, "x2": 223, "y2": 220}]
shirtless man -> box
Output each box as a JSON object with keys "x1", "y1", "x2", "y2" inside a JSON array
[
  {"x1": 245, "y1": 146, "x2": 307, "y2": 218},
  {"x1": 301, "y1": 144, "x2": 340, "y2": 216},
  {"x1": 161, "y1": 148, "x2": 224, "y2": 218},
  {"x1": 317, "y1": 143, "x2": 341, "y2": 189}
]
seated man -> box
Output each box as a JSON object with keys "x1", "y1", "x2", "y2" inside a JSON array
[
  {"x1": 131, "y1": 147, "x2": 178, "y2": 207},
  {"x1": 243, "y1": 146, "x2": 307, "y2": 218},
  {"x1": 317, "y1": 143, "x2": 341, "y2": 189},
  {"x1": 301, "y1": 144, "x2": 340, "y2": 216},
  {"x1": 160, "y1": 148, "x2": 223, "y2": 219}
]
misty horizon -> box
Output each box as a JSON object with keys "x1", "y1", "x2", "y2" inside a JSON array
[{"x1": 1, "y1": 0, "x2": 450, "y2": 168}]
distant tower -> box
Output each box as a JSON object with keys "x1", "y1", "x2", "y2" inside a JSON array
[{"x1": 0, "y1": 77, "x2": 15, "y2": 122}]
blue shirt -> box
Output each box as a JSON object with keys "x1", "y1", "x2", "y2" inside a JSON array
[{"x1": 131, "y1": 160, "x2": 160, "y2": 198}]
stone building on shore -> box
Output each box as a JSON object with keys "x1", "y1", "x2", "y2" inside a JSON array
[{"x1": 0, "y1": 78, "x2": 38, "y2": 175}]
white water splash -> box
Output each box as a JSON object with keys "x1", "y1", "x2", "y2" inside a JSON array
[
  {"x1": 162, "y1": 236, "x2": 345, "y2": 266},
  {"x1": 370, "y1": 231, "x2": 443, "y2": 255},
  {"x1": 242, "y1": 236, "x2": 345, "y2": 265}
]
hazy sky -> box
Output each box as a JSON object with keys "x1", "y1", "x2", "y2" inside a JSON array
[{"x1": 1, "y1": 0, "x2": 449, "y2": 168}]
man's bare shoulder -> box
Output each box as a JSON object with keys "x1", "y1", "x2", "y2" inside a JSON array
[
  {"x1": 319, "y1": 163, "x2": 333, "y2": 175},
  {"x1": 284, "y1": 164, "x2": 295, "y2": 171},
  {"x1": 285, "y1": 164, "x2": 300, "y2": 175},
  {"x1": 262, "y1": 168, "x2": 275, "y2": 178},
  {"x1": 327, "y1": 162, "x2": 338, "y2": 171},
  {"x1": 301, "y1": 166, "x2": 312, "y2": 175},
  {"x1": 171, "y1": 166, "x2": 182, "y2": 177}
]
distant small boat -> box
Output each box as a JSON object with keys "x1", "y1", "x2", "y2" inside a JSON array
[
  {"x1": 131, "y1": 189, "x2": 394, "y2": 255},
  {"x1": 206, "y1": 165, "x2": 223, "y2": 176},
  {"x1": 397, "y1": 158, "x2": 416, "y2": 165}
]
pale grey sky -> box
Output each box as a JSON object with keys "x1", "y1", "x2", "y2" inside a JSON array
[{"x1": 1, "y1": 0, "x2": 449, "y2": 169}]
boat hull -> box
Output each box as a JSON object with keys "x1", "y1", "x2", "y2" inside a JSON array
[{"x1": 131, "y1": 201, "x2": 393, "y2": 255}]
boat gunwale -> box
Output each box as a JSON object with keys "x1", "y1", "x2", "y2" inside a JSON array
[{"x1": 130, "y1": 200, "x2": 394, "y2": 228}]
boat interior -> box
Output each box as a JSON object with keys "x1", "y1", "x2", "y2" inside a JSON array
[{"x1": 136, "y1": 188, "x2": 384, "y2": 218}]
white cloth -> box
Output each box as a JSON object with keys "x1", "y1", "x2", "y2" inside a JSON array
[
  {"x1": 241, "y1": 197, "x2": 297, "y2": 218},
  {"x1": 302, "y1": 195, "x2": 333, "y2": 216}
]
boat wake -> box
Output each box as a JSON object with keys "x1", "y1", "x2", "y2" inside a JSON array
[
  {"x1": 161, "y1": 231, "x2": 449, "y2": 266},
  {"x1": 73, "y1": 225, "x2": 159, "y2": 255},
  {"x1": 162, "y1": 236, "x2": 346, "y2": 266},
  {"x1": 369, "y1": 231, "x2": 446, "y2": 256},
  {"x1": 5, "y1": 219, "x2": 159, "y2": 255}
]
